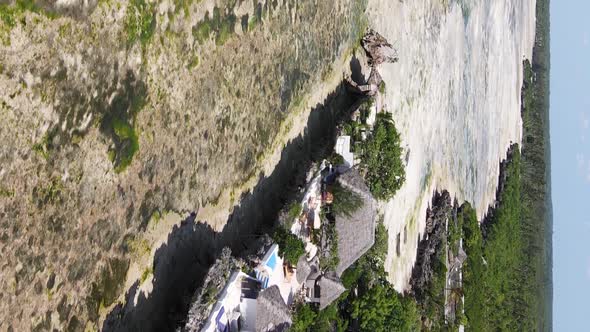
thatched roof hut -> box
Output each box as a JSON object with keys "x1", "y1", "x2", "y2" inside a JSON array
[
  {"x1": 334, "y1": 169, "x2": 377, "y2": 276},
  {"x1": 318, "y1": 275, "x2": 346, "y2": 310},
  {"x1": 256, "y1": 285, "x2": 292, "y2": 332},
  {"x1": 307, "y1": 263, "x2": 320, "y2": 284},
  {"x1": 296, "y1": 255, "x2": 311, "y2": 284}
]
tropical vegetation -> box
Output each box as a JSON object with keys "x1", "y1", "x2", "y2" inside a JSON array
[
  {"x1": 272, "y1": 226, "x2": 306, "y2": 266},
  {"x1": 459, "y1": 0, "x2": 551, "y2": 328},
  {"x1": 292, "y1": 219, "x2": 420, "y2": 331},
  {"x1": 360, "y1": 112, "x2": 405, "y2": 200},
  {"x1": 462, "y1": 148, "x2": 533, "y2": 330}
]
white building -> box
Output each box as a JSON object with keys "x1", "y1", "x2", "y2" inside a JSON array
[
  {"x1": 201, "y1": 271, "x2": 260, "y2": 332},
  {"x1": 202, "y1": 244, "x2": 299, "y2": 332},
  {"x1": 335, "y1": 135, "x2": 355, "y2": 169},
  {"x1": 366, "y1": 100, "x2": 378, "y2": 128}
]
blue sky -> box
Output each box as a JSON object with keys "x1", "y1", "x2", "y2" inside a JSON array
[{"x1": 551, "y1": 0, "x2": 590, "y2": 330}]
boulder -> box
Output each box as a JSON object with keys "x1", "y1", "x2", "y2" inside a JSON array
[{"x1": 361, "y1": 29, "x2": 399, "y2": 66}]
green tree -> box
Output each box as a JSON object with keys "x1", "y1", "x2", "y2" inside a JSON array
[
  {"x1": 461, "y1": 147, "x2": 544, "y2": 330},
  {"x1": 461, "y1": 202, "x2": 489, "y2": 330},
  {"x1": 361, "y1": 113, "x2": 406, "y2": 200},
  {"x1": 352, "y1": 283, "x2": 419, "y2": 332},
  {"x1": 313, "y1": 304, "x2": 347, "y2": 332},
  {"x1": 272, "y1": 226, "x2": 305, "y2": 265},
  {"x1": 291, "y1": 304, "x2": 317, "y2": 332},
  {"x1": 287, "y1": 202, "x2": 303, "y2": 222}
]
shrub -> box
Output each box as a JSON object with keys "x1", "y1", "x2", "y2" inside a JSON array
[
  {"x1": 32, "y1": 177, "x2": 63, "y2": 207},
  {"x1": 110, "y1": 118, "x2": 139, "y2": 173},
  {"x1": 287, "y1": 202, "x2": 303, "y2": 221},
  {"x1": 319, "y1": 218, "x2": 339, "y2": 271},
  {"x1": 291, "y1": 304, "x2": 317, "y2": 332},
  {"x1": 215, "y1": 13, "x2": 236, "y2": 46},
  {"x1": 140, "y1": 267, "x2": 152, "y2": 283},
  {"x1": 100, "y1": 74, "x2": 147, "y2": 173},
  {"x1": 192, "y1": 16, "x2": 212, "y2": 44},
  {"x1": 328, "y1": 152, "x2": 345, "y2": 166},
  {"x1": 272, "y1": 226, "x2": 305, "y2": 265},
  {"x1": 1, "y1": 0, "x2": 57, "y2": 45}
]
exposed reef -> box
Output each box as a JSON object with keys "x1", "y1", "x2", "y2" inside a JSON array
[{"x1": 410, "y1": 191, "x2": 454, "y2": 298}]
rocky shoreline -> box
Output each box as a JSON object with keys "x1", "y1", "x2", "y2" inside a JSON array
[
  {"x1": 409, "y1": 143, "x2": 519, "y2": 294},
  {"x1": 408, "y1": 143, "x2": 522, "y2": 329},
  {"x1": 410, "y1": 190, "x2": 454, "y2": 300},
  {"x1": 481, "y1": 143, "x2": 519, "y2": 239}
]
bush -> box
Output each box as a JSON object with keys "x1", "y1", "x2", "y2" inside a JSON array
[
  {"x1": 272, "y1": 226, "x2": 305, "y2": 266},
  {"x1": 287, "y1": 202, "x2": 303, "y2": 222},
  {"x1": 291, "y1": 304, "x2": 317, "y2": 332},
  {"x1": 100, "y1": 74, "x2": 147, "y2": 173},
  {"x1": 1, "y1": 0, "x2": 57, "y2": 45},
  {"x1": 192, "y1": 17, "x2": 212, "y2": 44},
  {"x1": 361, "y1": 113, "x2": 405, "y2": 200},
  {"x1": 110, "y1": 118, "x2": 139, "y2": 173},
  {"x1": 319, "y1": 229, "x2": 339, "y2": 271},
  {"x1": 328, "y1": 152, "x2": 345, "y2": 166},
  {"x1": 352, "y1": 283, "x2": 420, "y2": 332},
  {"x1": 292, "y1": 303, "x2": 348, "y2": 332}
]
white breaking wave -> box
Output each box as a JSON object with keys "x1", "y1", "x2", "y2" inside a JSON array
[{"x1": 366, "y1": 0, "x2": 537, "y2": 291}]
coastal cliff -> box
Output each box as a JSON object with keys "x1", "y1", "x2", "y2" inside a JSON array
[{"x1": 0, "y1": 0, "x2": 368, "y2": 330}]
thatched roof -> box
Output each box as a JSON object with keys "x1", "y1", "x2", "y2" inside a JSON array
[
  {"x1": 319, "y1": 275, "x2": 346, "y2": 310},
  {"x1": 256, "y1": 285, "x2": 292, "y2": 332},
  {"x1": 308, "y1": 263, "x2": 320, "y2": 282},
  {"x1": 296, "y1": 255, "x2": 311, "y2": 284},
  {"x1": 334, "y1": 169, "x2": 377, "y2": 276}
]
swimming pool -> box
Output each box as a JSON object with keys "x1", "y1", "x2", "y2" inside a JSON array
[{"x1": 266, "y1": 251, "x2": 278, "y2": 271}]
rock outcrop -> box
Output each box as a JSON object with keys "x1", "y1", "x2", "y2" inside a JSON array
[
  {"x1": 346, "y1": 28, "x2": 395, "y2": 96},
  {"x1": 361, "y1": 28, "x2": 399, "y2": 66},
  {"x1": 410, "y1": 191, "x2": 454, "y2": 298},
  {"x1": 183, "y1": 247, "x2": 243, "y2": 332}
]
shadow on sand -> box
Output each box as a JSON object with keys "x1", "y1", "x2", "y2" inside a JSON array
[{"x1": 102, "y1": 57, "x2": 365, "y2": 332}]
